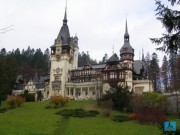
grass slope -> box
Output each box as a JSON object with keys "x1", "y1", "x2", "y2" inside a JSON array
[{"x1": 0, "y1": 100, "x2": 162, "y2": 135}]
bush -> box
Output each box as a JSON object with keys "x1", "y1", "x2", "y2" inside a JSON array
[
  {"x1": 100, "y1": 99, "x2": 113, "y2": 117},
  {"x1": 5, "y1": 96, "x2": 17, "y2": 108},
  {"x1": 87, "y1": 110, "x2": 99, "y2": 117},
  {"x1": 50, "y1": 95, "x2": 69, "y2": 107},
  {"x1": 129, "y1": 95, "x2": 145, "y2": 112},
  {"x1": 16, "y1": 96, "x2": 25, "y2": 107},
  {"x1": 5, "y1": 96, "x2": 26, "y2": 108},
  {"x1": 100, "y1": 85, "x2": 131, "y2": 111},
  {"x1": 128, "y1": 113, "x2": 137, "y2": 120},
  {"x1": 45, "y1": 105, "x2": 52, "y2": 109},
  {"x1": 137, "y1": 108, "x2": 167, "y2": 126},
  {"x1": 112, "y1": 115, "x2": 130, "y2": 122},
  {"x1": 60, "y1": 96, "x2": 69, "y2": 106},
  {"x1": 130, "y1": 92, "x2": 169, "y2": 113},
  {"x1": 0, "y1": 108, "x2": 7, "y2": 113},
  {"x1": 56, "y1": 109, "x2": 99, "y2": 118}
]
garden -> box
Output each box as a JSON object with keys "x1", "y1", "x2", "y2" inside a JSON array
[{"x1": 0, "y1": 86, "x2": 180, "y2": 135}]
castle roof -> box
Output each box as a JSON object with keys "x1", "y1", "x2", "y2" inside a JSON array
[
  {"x1": 57, "y1": 7, "x2": 70, "y2": 45},
  {"x1": 107, "y1": 53, "x2": 119, "y2": 63},
  {"x1": 120, "y1": 20, "x2": 134, "y2": 55}
]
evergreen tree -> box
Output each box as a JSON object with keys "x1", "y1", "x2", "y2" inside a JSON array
[
  {"x1": 99, "y1": 53, "x2": 108, "y2": 64},
  {"x1": 149, "y1": 53, "x2": 160, "y2": 91},
  {"x1": 0, "y1": 52, "x2": 17, "y2": 105},
  {"x1": 78, "y1": 51, "x2": 97, "y2": 66},
  {"x1": 169, "y1": 51, "x2": 177, "y2": 90},
  {"x1": 151, "y1": 0, "x2": 180, "y2": 53},
  {"x1": 161, "y1": 55, "x2": 169, "y2": 92},
  {"x1": 145, "y1": 52, "x2": 151, "y2": 78}
]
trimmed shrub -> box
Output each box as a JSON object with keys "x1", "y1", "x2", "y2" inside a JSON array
[
  {"x1": 16, "y1": 96, "x2": 25, "y2": 107},
  {"x1": 56, "y1": 109, "x2": 74, "y2": 117},
  {"x1": 128, "y1": 113, "x2": 137, "y2": 120},
  {"x1": 50, "y1": 95, "x2": 61, "y2": 107},
  {"x1": 5, "y1": 96, "x2": 17, "y2": 108},
  {"x1": 60, "y1": 96, "x2": 69, "y2": 106},
  {"x1": 56, "y1": 109, "x2": 99, "y2": 118},
  {"x1": 45, "y1": 105, "x2": 52, "y2": 109},
  {"x1": 112, "y1": 115, "x2": 130, "y2": 122},
  {"x1": 137, "y1": 108, "x2": 168, "y2": 126},
  {"x1": 87, "y1": 110, "x2": 99, "y2": 117},
  {"x1": 0, "y1": 108, "x2": 7, "y2": 113},
  {"x1": 50, "y1": 95, "x2": 69, "y2": 107},
  {"x1": 73, "y1": 109, "x2": 87, "y2": 117}
]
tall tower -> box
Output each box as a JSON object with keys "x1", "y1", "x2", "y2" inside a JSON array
[
  {"x1": 120, "y1": 20, "x2": 134, "y2": 90},
  {"x1": 49, "y1": 6, "x2": 79, "y2": 97}
]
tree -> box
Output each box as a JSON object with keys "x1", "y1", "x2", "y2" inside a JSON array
[
  {"x1": 145, "y1": 52, "x2": 151, "y2": 78},
  {"x1": 78, "y1": 51, "x2": 97, "y2": 66},
  {"x1": 150, "y1": 0, "x2": 180, "y2": 53},
  {"x1": 149, "y1": 53, "x2": 160, "y2": 91},
  {"x1": 0, "y1": 52, "x2": 17, "y2": 106},
  {"x1": 99, "y1": 53, "x2": 108, "y2": 64},
  {"x1": 161, "y1": 55, "x2": 169, "y2": 92},
  {"x1": 168, "y1": 51, "x2": 178, "y2": 90},
  {"x1": 100, "y1": 84, "x2": 131, "y2": 111}
]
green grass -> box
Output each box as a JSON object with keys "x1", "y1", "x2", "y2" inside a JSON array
[{"x1": 0, "y1": 100, "x2": 163, "y2": 135}]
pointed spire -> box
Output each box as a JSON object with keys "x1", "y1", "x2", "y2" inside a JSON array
[
  {"x1": 63, "y1": 0, "x2": 67, "y2": 25},
  {"x1": 112, "y1": 44, "x2": 114, "y2": 55},
  {"x1": 125, "y1": 19, "x2": 128, "y2": 35},
  {"x1": 124, "y1": 19, "x2": 129, "y2": 43},
  {"x1": 142, "y1": 48, "x2": 145, "y2": 61}
]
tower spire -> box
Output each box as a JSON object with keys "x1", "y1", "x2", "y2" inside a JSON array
[
  {"x1": 142, "y1": 48, "x2": 145, "y2": 61},
  {"x1": 63, "y1": 0, "x2": 67, "y2": 25},
  {"x1": 112, "y1": 44, "x2": 114, "y2": 55},
  {"x1": 125, "y1": 19, "x2": 128, "y2": 35},
  {"x1": 124, "y1": 19, "x2": 129, "y2": 43}
]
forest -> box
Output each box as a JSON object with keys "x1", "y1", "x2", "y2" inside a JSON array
[{"x1": 0, "y1": 46, "x2": 180, "y2": 104}]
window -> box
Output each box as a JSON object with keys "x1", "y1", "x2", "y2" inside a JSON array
[
  {"x1": 123, "y1": 48, "x2": 127, "y2": 52},
  {"x1": 135, "y1": 87, "x2": 144, "y2": 94},
  {"x1": 54, "y1": 75, "x2": 59, "y2": 81},
  {"x1": 110, "y1": 72, "x2": 117, "y2": 79}
]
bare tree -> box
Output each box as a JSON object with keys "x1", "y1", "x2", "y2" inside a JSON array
[{"x1": 0, "y1": 25, "x2": 13, "y2": 34}]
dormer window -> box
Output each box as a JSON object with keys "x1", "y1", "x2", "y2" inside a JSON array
[{"x1": 123, "y1": 48, "x2": 127, "y2": 52}]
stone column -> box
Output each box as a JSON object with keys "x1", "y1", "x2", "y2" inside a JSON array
[
  {"x1": 88, "y1": 87, "x2": 89, "y2": 97},
  {"x1": 73, "y1": 87, "x2": 75, "y2": 97},
  {"x1": 81, "y1": 87, "x2": 82, "y2": 97}
]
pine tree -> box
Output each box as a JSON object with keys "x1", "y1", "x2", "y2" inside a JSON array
[
  {"x1": 161, "y1": 55, "x2": 169, "y2": 92},
  {"x1": 168, "y1": 51, "x2": 178, "y2": 90},
  {"x1": 149, "y1": 53, "x2": 160, "y2": 91},
  {"x1": 151, "y1": 0, "x2": 180, "y2": 53}
]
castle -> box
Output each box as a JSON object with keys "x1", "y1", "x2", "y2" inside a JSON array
[
  {"x1": 13, "y1": 7, "x2": 153, "y2": 100},
  {"x1": 48, "y1": 7, "x2": 153, "y2": 99}
]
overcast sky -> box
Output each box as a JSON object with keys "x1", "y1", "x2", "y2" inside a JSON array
[{"x1": 0, "y1": 0, "x2": 179, "y2": 64}]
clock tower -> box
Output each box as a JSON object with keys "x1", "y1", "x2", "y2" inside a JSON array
[{"x1": 49, "y1": 6, "x2": 79, "y2": 97}]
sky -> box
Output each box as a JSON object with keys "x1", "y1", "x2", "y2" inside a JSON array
[{"x1": 0, "y1": 0, "x2": 179, "y2": 64}]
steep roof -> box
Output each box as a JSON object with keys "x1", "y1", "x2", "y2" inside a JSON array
[
  {"x1": 57, "y1": 7, "x2": 70, "y2": 45},
  {"x1": 120, "y1": 20, "x2": 134, "y2": 55},
  {"x1": 133, "y1": 60, "x2": 143, "y2": 74},
  {"x1": 133, "y1": 60, "x2": 148, "y2": 76},
  {"x1": 107, "y1": 53, "x2": 119, "y2": 63}
]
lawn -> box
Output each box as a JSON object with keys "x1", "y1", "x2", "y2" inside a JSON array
[{"x1": 0, "y1": 100, "x2": 163, "y2": 135}]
